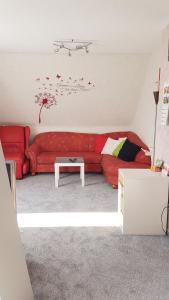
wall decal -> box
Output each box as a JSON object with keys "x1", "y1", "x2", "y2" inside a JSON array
[
  {"x1": 56, "y1": 74, "x2": 61, "y2": 79},
  {"x1": 35, "y1": 92, "x2": 57, "y2": 124},
  {"x1": 35, "y1": 74, "x2": 95, "y2": 123}
]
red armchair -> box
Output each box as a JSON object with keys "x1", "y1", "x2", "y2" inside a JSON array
[{"x1": 0, "y1": 125, "x2": 30, "y2": 179}]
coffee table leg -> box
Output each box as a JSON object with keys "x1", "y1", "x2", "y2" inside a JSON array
[
  {"x1": 81, "y1": 165, "x2": 85, "y2": 187},
  {"x1": 55, "y1": 165, "x2": 59, "y2": 188}
]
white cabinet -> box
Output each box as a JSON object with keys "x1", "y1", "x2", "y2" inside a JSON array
[{"x1": 118, "y1": 169, "x2": 169, "y2": 235}]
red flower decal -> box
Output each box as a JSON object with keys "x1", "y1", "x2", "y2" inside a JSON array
[
  {"x1": 35, "y1": 92, "x2": 57, "y2": 123},
  {"x1": 42, "y1": 98, "x2": 48, "y2": 105}
]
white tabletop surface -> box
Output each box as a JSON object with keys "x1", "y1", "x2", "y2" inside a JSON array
[
  {"x1": 119, "y1": 168, "x2": 168, "y2": 180},
  {"x1": 55, "y1": 157, "x2": 84, "y2": 164}
]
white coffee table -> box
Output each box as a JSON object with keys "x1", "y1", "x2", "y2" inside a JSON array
[{"x1": 54, "y1": 157, "x2": 85, "y2": 188}]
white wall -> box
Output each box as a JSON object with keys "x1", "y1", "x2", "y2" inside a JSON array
[
  {"x1": 0, "y1": 143, "x2": 33, "y2": 300},
  {"x1": 156, "y1": 25, "x2": 169, "y2": 165},
  {"x1": 0, "y1": 53, "x2": 149, "y2": 136},
  {"x1": 132, "y1": 24, "x2": 169, "y2": 165},
  {"x1": 131, "y1": 46, "x2": 161, "y2": 149}
]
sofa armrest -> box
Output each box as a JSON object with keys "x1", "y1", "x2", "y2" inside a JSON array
[
  {"x1": 25, "y1": 143, "x2": 40, "y2": 174},
  {"x1": 135, "y1": 150, "x2": 151, "y2": 165}
]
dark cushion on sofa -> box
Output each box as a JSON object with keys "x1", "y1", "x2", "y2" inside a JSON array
[{"x1": 118, "y1": 139, "x2": 141, "y2": 162}]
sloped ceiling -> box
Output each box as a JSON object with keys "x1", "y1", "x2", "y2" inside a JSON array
[
  {"x1": 0, "y1": 1, "x2": 167, "y2": 132},
  {"x1": 0, "y1": 0, "x2": 169, "y2": 53}
]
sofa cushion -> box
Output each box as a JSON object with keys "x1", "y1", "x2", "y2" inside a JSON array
[
  {"x1": 0, "y1": 126, "x2": 25, "y2": 143},
  {"x1": 34, "y1": 132, "x2": 97, "y2": 152},
  {"x1": 101, "y1": 138, "x2": 121, "y2": 155},
  {"x1": 113, "y1": 139, "x2": 126, "y2": 157},
  {"x1": 0, "y1": 126, "x2": 26, "y2": 154},
  {"x1": 118, "y1": 139, "x2": 141, "y2": 162},
  {"x1": 37, "y1": 152, "x2": 102, "y2": 164},
  {"x1": 4, "y1": 152, "x2": 25, "y2": 164},
  {"x1": 102, "y1": 154, "x2": 150, "y2": 176},
  {"x1": 102, "y1": 155, "x2": 127, "y2": 173},
  {"x1": 102, "y1": 155, "x2": 150, "y2": 186},
  {"x1": 106, "y1": 131, "x2": 149, "y2": 150},
  {"x1": 95, "y1": 134, "x2": 109, "y2": 153}
]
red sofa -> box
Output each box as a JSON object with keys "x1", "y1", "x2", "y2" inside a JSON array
[
  {"x1": 26, "y1": 131, "x2": 151, "y2": 186},
  {"x1": 100, "y1": 131, "x2": 151, "y2": 186},
  {"x1": 0, "y1": 125, "x2": 30, "y2": 179}
]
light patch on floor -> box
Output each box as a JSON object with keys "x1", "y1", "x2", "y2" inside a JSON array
[{"x1": 17, "y1": 212, "x2": 122, "y2": 228}]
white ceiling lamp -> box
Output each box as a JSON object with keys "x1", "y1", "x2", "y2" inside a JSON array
[{"x1": 53, "y1": 39, "x2": 92, "y2": 56}]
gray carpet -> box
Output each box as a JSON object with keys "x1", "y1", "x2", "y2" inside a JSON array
[
  {"x1": 16, "y1": 173, "x2": 117, "y2": 213},
  {"x1": 21, "y1": 228, "x2": 169, "y2": 300},
  {"x1": 16, "y1": 174, "x2": 169, "y2": 300}
]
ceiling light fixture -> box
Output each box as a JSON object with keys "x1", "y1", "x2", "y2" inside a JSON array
[{"x1": 53, "y1": 39, "x2": 92, "y2": 56}]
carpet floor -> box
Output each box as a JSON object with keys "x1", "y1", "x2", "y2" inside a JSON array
[
  {"x1": 17, "y1": 173, "x2": 117, "y2": 213},
  {"x1": 17, "y1": 174, "x2": 169, "y2": 300}
]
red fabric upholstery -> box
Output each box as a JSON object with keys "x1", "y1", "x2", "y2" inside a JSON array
[
  {"x1": 33, "y1": 132, "x2": 97, "y2": 152},
  {"x1": 36, "y1": 163, "x2": 102, "y2": 174},
  {"x1": 95, "y1": 134, "x2": 109, "y2": 153},
  {"x1": 100, "y1": 132, "x2": 151, "y2": 185},
  {"x1": 0, "y1": 125, "x2": 30, "y2": 179},
  {"x1": 26, "y1": 132, "x2": 100, "y2": 175},
  {"x1": 105, "y1": 131, "x2": 149, "y2": 150},
  {"x1": 23, "y1": 159, "x2": 30, "y2": 175},
  {"x1": 135, "y1": 149, "x2": 151, "y2": 164},
  {"x1": 102, "y1": 154, "x2": 150, "y2": 186},
  {"x1": 26, "y1": 131, "x2": 150, "y2": 185},
  {"x1": 37, "y1": 152, "x2": 102, "y2": 164},
  {"x1": 4, "y1": 152, "x2": 25, "y2": 163},
  {"x1": 25, "y1": 143, "x2": 40, "y2": 175}
]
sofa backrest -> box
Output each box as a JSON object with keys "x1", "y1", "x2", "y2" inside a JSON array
[
  {"x1": 105, "y1": 131, "x2": 149, "y2": 150},
  {"x1": 33, "y1": 132, "x2": 98, "y2": 152},
  {"x1": 0, "y1": 126, "x2": 30, "y2": 154},
  {"x1": 104, "y1": 131, "x2": 150, "y2": 164}
]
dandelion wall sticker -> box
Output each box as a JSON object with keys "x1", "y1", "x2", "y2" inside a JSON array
[
  {"x1": 35, "y1": 92, "x2": 57, "y2": 124},
  {"x1": 34, "y1": 74, "x2": 95, "y2": 123}
]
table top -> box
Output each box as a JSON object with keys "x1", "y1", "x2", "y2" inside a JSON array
[
  {"x1": 119, "y1": 168, "x2": 168, "y2": 180},
  {"x1": 55, "y1": 157, "x2": 84, "y2": 164}
]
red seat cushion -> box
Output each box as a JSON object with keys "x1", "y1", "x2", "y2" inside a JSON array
[
  {"x1": 102, "y1": 154, "x2": 150, "y2": 181},
  {"x1": 4, "y1": 152, "x2": 25, "y2": 163},
  {"x1": 37, "y1": 152, "x2": 102, "y2": 164},
  {"x1": 102, "y1": 155, "x2": 151, "y2": 186}
]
